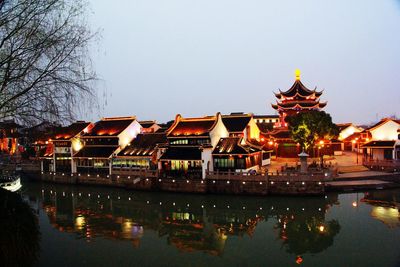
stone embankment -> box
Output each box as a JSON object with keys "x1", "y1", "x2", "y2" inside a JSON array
[{"x1": 35, "y1": 171, "x2": 327, "y2": 196}]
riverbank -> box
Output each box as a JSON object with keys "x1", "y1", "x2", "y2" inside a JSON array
[
  {"x1": 25, "y1": 171, "x2": 326, "y2": 196},
  {"x1": 20, "y1": 169, "x2": 400, "y2": 196}
]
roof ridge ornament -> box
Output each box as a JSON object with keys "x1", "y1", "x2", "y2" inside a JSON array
[{"x1": 295, "y1": 69, "x2": 301, "y2": 81}]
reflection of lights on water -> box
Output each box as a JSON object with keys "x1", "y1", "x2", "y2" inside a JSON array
[
  {"x1": 296, "y1": 255, "x2": 303, "y2": 264},
  {"x1": 75, "y1": 215, "x2": 86, "y2": 230},
  {"x1": 371, "y1": 206, "x2": 400, "y2": 228}
]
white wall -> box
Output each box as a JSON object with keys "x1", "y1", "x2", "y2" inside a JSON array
[
  {"x1": 339, "y1": 125, "x2": 363, "y2": 140},
  {"x1": 370, "y1": 120, "x2": 400, "y2": 141},
  {"x1": 245, "y1": 117, "x2": 261, "y2": 142},
  {"x1": 262, "y1": 158, "x2": 271, "y2": 166},
  {"x1": 118, "y1": 120, "x2": 142, "y2": 148},
  {"x1": 209, "y1": 113, "x2": 229, "y2": 148},
  {"x1": 201, "y1": 147, "x2": 213, "y2": 179}
]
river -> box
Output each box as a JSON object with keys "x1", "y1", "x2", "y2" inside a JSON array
[{"x1": 13, "y1": 181, "x2": 400, "y2": 266}]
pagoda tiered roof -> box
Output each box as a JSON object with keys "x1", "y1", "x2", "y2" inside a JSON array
[
  {"x1": 271, "y1": 70, "x2": 327, "y2": 113},
  {"x1": 274, "y1": 80, "x2": 323, "y2": 99}
]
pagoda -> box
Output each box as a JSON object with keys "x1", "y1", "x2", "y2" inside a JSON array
[{"x1": 272, "y1": 70, "x2": 327, "y2": 127}]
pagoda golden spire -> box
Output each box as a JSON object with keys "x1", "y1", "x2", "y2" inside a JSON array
[{"x1": 295, "y1": 69, "x2": 301, "y2": 80}]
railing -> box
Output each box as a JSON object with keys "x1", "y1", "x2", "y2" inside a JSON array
[
  {"x1": 206, "y1": 169, "x2": 332, "y2": 182},
  {"x1": 161, "y1": 169, "x2": 202, "y2": 179},
  {"x1": 206, "y1": 170, "x2": 265, "y2": 181},
  {"x1": 112, "y1": 168, "x2": 158, "y2": 178},
  {"x1": 363, "y1": 159, "x2": 400, "y2": 171}
]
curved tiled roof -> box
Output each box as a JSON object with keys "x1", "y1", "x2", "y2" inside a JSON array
[
  {"x1": 274, "y1": 80, "x2": 322, "y2": 99},
  {"x1": 53, "y1": 122, "x2": 91, "y2": 140},
  {"x1": 212, "y1": 137, "x2": 261, "y2": 155},
  {"x1": 83, "y1": 117, "x2": 135, "y2": 137},
  {"x1": 118, "y1": 133, "x2": 167, "y2": 157},
  {"x1": 168, "y1": 115, "x2": 217, "y2": 137},
  {"x1": 222, "y1": 115, "x2": 251, "y2": 133},
  {"x1": 272, "y1": 102, "x2": 327, "y2": 110}
]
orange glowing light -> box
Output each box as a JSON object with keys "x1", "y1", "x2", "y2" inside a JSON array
[
  {"x1": 319, "y1": 140, "x2": 324, "y2": 145},
  {"x1": 318, "y1": 225, "x2": 325, "y2": 232},
  {"x1": 352, "y1": 140, "x2": 356, "y2": 144},
  {"x1": 268, "y1": 141, "x2": 274, "y2": 145},
  {"x1": 261, "y1": 138, "x2": 265, "y2": 142},
  {"x1": 296, "y1": 256, "x2": 303, "y2": 264},
  {"x1": 352, "y1": 201, "x2": 358, "y2": 207}
]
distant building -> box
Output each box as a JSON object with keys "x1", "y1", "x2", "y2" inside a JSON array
[
  {"x1": 337, "y1": 123, "x2": 364, "y2": 141},
  {"x1": 37, "y1": 121, "x2": 92, "y2": 173},
  {"x1": 253, "y1": 115, "x2": 280, "y2": 132},
  {"x1": 0, "y1": 120, "x2": 22, "y2": 155},
  {"x1": 362, "y1": 118, "x2": 400, "y2": 161},
  {"x1": 52, "y1": 122, "x2": 92, "y2": 172}
]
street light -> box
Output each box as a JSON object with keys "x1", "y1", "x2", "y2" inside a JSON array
[{"x1": 352, "y1": 139, "x2": 360, "y2": 164}]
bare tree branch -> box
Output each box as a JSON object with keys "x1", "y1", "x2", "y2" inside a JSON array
[{"x1": 0, "y1": 0, "x2": 98, "y2": 125}]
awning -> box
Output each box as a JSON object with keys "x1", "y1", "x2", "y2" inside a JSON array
[{"x1": 362, "y1": 141, "x2": 396, "y2": 148}]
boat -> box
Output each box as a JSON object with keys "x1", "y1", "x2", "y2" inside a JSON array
[{"x1": 0, "y1": 174, "x2": 22, "y2": 192}]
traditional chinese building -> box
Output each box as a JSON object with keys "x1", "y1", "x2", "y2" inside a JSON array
[
  {"x1": 51, "y1": 121, "x2": 92, "y2": 172},
  {"x1": 272, "y1": 70, "x2": 327, "y2": 127},
  {"x1": 212, "y1": 137, "x2": 269, "y2": 172},
  {"x1": 253, "y1": 115, "x2": 280, "y2": 132},
  {"x1": 112, "y1": 132, "x2": 167, "y2": 173},
  {"x1": 0, "y1": 120, "x2": 22, "y2": 155},
  {"x1": 362, "y1": 118, "x2": 400, "y2": 161},
  {"x1": 221, "y1": 113, "x2": 260, "y2": 141},
  {"x1": 212, "y1": 113, "x2": 271, "y2": 171},
  {"x1": 159, "y1": 113, "x2": 229, "y2": 179},
  {"x1": 36, "y1": 122, "x2": 92, "y2": 173},
  {"x1": 72, "y1": 117, "x2": 141, "y2": 175},
  {"x1": 266, "y1": 70, "x2": 332, "y2": 158}
]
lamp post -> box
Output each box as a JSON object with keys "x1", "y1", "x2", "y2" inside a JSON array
[
  {"x1": 352, "y1": 139, "x2": 359, "y2": 165},
  {"x1": 318, "y1": 140, "x2": 324, "y2": 168}
]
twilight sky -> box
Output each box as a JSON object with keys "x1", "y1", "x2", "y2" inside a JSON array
[{"x1": 88, "y1": 0, "x2": 400, "y2": 125}]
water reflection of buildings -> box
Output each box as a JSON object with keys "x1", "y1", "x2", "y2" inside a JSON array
[
  {"x1": 36, "y1": 185, "x2": 340, "y2": 256},
  {"x1": 362, "y1": 190, "x2": 400, "y2": 228}
]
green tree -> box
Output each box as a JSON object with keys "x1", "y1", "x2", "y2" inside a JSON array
[{"x1": 286, "y1": 111, "x2": 339, "y2": 154}]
